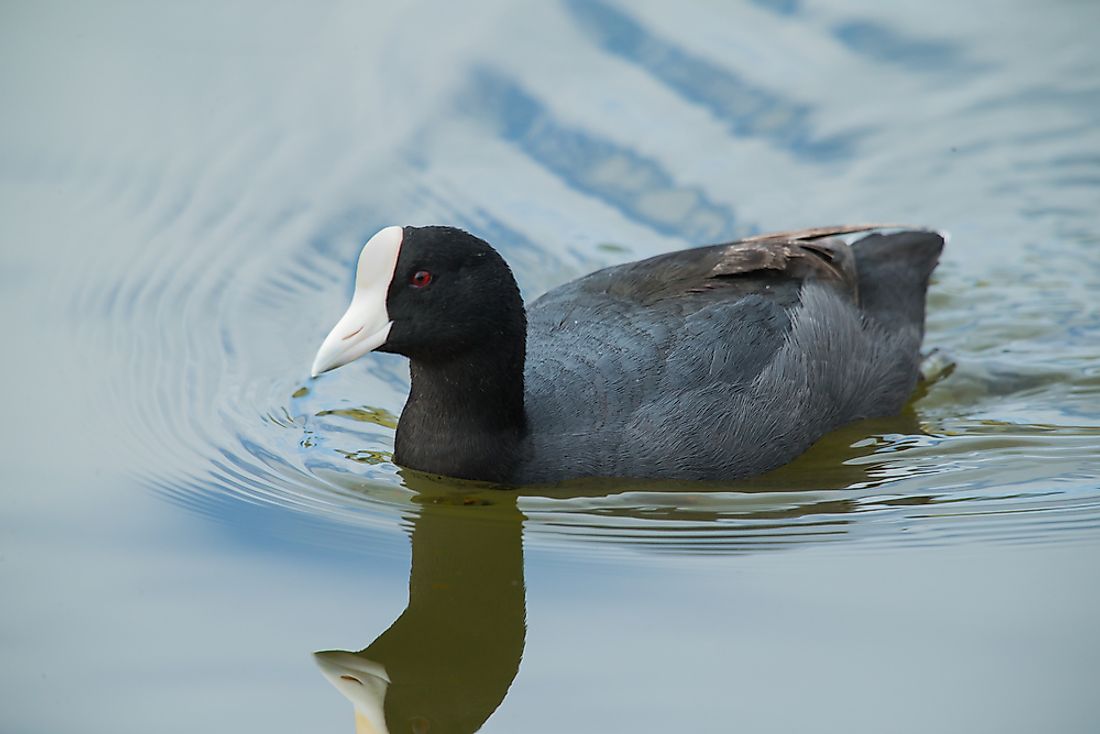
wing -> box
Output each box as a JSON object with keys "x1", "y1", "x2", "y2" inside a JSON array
[{"x1": 577, "y1": 224, "x2": 878, "y2": 307}]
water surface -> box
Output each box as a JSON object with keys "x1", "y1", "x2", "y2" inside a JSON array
[{"x1": 2, "y1": 0, "x2": 1099, "y2": 732}]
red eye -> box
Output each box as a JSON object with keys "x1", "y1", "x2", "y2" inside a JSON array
[{"x1": 410, "y1": 270, "x2": 432, "y2": 288}]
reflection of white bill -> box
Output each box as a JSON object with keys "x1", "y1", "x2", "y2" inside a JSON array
[{"x1": 314, "y1": 651, "x2": 390, "y2": 734}]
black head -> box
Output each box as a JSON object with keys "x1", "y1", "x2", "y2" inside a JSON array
[
  {"x1": 311, "y1": 225, "x2": 526, "y2": 375},
  {"x1": 381, "y1": 226, "x2": 525, "y2": 362}
]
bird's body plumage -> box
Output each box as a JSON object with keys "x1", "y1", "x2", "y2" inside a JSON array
[{"x1": 518, "y1": 227, "x2": 942, "y2": 483}]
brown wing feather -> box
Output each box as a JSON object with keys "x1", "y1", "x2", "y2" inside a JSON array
[
  {"x1": 703, "y1": 225, "x2": 885, "y2": 303},
  {"x1": 736, "y1": 223, "x2": 904, "y2": 244}
]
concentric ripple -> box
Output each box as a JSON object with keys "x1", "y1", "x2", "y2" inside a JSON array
[{"x1": 56, "y1": 0, "x2": 1100, "y2": 558}]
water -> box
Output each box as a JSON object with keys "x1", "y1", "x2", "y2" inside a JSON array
[{"x1": 2, "y1": 0, "x2": 1099, "y2": 731}]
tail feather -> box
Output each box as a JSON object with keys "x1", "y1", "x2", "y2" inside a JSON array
[{"x1": 851, "y1": 230, "x2": 944, "y2": 333}]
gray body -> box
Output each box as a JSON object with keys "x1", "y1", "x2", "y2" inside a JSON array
[{"x1": 517, "y1": 227, "x2": 943, "y2": 483}]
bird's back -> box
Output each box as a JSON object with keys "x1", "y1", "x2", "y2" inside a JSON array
[{"x1": 518, "y1": 226, "x2": 944, "y2": 483}]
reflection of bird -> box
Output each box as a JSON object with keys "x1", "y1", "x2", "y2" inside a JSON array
[
  {"x1": 314, "y1": 653, "x2": 391, "y2": 734},
  {"x1": 312, "y1": 225, "x2": 943, "y2": 485},
  {"x1": 315, "y1": 495, "x2": 526, "y2": 734}
]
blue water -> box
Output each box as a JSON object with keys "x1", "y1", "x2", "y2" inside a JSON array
[{"x1": 2, "y1": 1, "x2": 1099, "y2": 732}]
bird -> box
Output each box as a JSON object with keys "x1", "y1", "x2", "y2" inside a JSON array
[{"x1": 310, "y1": 224, "x2": 943, "y2": 485}]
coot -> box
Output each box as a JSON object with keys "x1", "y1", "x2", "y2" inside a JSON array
[{"x1": 311, "y1": 225, "x2": 943, "y2": 484}]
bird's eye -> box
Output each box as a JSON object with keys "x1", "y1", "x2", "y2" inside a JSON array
[{"x1": 409, "y1": 270, "x2": 433, "y2": 288}]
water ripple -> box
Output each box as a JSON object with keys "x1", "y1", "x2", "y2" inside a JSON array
[
  {"x1": 831, "y1": 20, "x2": 985, "y2": 75},
  {"x1": 563, "y1": 0, "x2": 865, "y2": 161},
  {"x1": 462, "y1": 67, "x2": 743, "y2": 242}
]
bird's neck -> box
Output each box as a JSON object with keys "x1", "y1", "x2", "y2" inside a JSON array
[{"x1": 394, "y1": 338, "x2": 527, "y2": 484}]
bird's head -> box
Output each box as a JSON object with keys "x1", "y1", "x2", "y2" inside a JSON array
[{"x1": 310, "y1": 225, "x2": 523, "y2": 377}]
